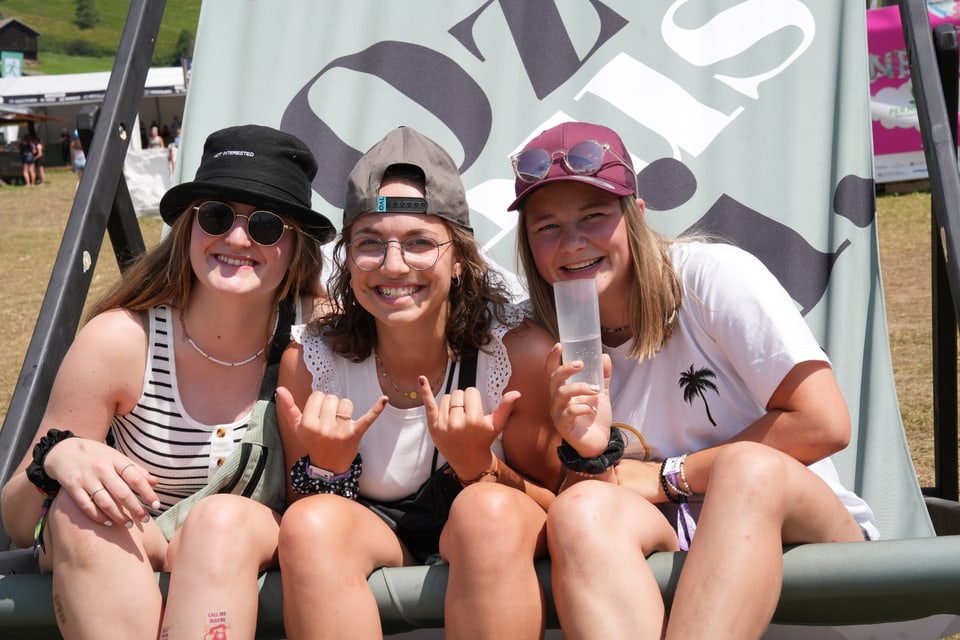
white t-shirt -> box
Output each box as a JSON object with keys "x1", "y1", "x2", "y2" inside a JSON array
[
  {"x1": 607, "y1": 241, "x2": 878, "y2": 539},
  {"x1": 293, "y1": 304, "x2": 527, "y2": 502}
]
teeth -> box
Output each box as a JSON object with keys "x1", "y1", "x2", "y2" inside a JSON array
[
  {"x1": 565, "y1": 258, "x2": 599, "y2": 271},
  {"x1": 378, "y1": 285, "x2": 419, "y2": 298},
  {"x1": 220, "y1": 255, "x2": 255, "y2": 267}
]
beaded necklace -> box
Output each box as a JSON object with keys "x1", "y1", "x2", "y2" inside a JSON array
[{"x1": 180, "y1": 308, "x2": 278, "y2": 367}]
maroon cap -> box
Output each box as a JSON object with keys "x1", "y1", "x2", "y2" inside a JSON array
[{"x1": 508, "y1": 121, "x2": 637, "y2": 211}]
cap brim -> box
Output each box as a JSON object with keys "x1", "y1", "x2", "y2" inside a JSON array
[{"x1": 508, "y1": 173, "x2": 635, "y2": 211}]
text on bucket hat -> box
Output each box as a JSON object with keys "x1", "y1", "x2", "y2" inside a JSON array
[
  {"x1": 507, "y1": 121, "x2": 637, "y2": 211},
  {"x1": 342, "y1": 126, "x2": 473, "y2": 233},
  {"x1": 159, "y1": 124, "x2": 335, "y2": 243}
]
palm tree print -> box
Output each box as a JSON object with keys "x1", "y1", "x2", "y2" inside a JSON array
[{"x1": 679, "y1": 364, "x2": 719, "y2": 426}]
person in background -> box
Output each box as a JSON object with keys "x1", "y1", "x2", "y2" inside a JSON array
[
  {"x1": 0, "y1": 124, "x2": 335, "y2": 640},
  {"x1": 60, "y1": 129, "x2": 71, "y2": 167},
  {"x1": 70, "y1": 131, "x2": 86, "y2": 184},
  {"x1": 32, "y1": 135, "x2": 46, "y2": 185},
  {"x1": 276, "y1": 126, "x2": 561, "y2": 639},
  {"x1": 509, "y1": 121, "x2": 878, "y2": 640},
  {"x1": 149, "y1": 125, "x2": 165, "y2": 149},
  {"x1": 18, "y1": 133, "x2": 36, "y2": 186}
]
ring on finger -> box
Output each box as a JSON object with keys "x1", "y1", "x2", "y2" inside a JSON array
[
  {"x1": 450, "y1": 404, "x2": 465, "y2": 409},
  {"x1": 335, "y1": 413, "x2": 351, "y2": 420},
  {"x1": 89, "y1": 487, "x2": 107, "y2": 499},
  {"x1": 119, "y1": 463, "x2": 135, "y2": 478}
]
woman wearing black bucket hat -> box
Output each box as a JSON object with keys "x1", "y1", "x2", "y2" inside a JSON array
[{"x1": 1, "y1": 124, "x2": 334, "y2": 639}]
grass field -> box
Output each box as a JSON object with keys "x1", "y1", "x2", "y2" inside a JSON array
[
  {"x1": 0, "y1": 168, "x2": 955, "y2": 489},
  {"x1": 0, "y1": 0, "x2": 202, "y2": 72}
]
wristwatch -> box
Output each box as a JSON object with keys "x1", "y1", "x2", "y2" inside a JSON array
[{"x1": 307, "y1": 462, "x2": 353, "y2": 482}]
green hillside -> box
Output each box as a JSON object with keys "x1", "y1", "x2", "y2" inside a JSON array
[{"x1": 0, "y1": 0, "x2": 202, "y2": 74}]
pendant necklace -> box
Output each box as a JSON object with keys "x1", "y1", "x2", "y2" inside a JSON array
[
  {"x1": 601, "y1": 325, "x2": 627, "y2": 334},
  {"x1": 375, "y1": 350, "x2": 447, "y2": 400},
  {"x1": 180, "y1": 308, "x2": 278, "y2": 367}
]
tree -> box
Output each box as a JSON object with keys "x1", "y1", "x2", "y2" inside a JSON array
[
  {"x1": 75, "y1": 0, "x2": 100, "y2": 30},
  {"x1": 173, "y1": 29, "x2": 194, "y2": 66}
]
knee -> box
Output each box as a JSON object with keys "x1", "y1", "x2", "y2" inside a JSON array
[
  {"x1": 709, "y1": 441, "x2": 793, "y2": 503},
  {"x1": 279, "y1": 496, "x2": 352, "y2": 553},
  {"x1": 177, "y1": 494, "x2": 254, "y2": 544},
  {"x1": 443, "y1": 485, "x2": 541, "y2": 558},
  {"x1": 546, "y1": 481, "x2": 620, "y2": 548}
]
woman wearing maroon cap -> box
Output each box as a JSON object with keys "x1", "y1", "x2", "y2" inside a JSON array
[
  {"x1": 1, "y1": 124, "x2": 333, "y2": 639},
  {"x1": 509, "y1": 121, "x2": 876, "y2": 639}
]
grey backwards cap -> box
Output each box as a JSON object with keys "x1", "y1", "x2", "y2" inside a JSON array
[{"x1": 342, "y1": 126, "x2": 472, "y2": 233}]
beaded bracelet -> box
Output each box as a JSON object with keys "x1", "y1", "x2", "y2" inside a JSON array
[
  {"x1": 556, "y1": 427, "x2": 625, "y2": 475},
  {"x1": 290, "y1": 454, "x2": 362, "y2": 499}
]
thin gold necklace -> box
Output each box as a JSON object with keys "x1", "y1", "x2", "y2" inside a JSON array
[
  {"x1": 375, "y1": 350, "x2": 446, "y2": 400},
  {"x1": 180, "y1": 308, "x2": 278, "y2": 367}
]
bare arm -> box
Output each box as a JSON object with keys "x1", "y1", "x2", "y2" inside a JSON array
[
  {"x1": 0, "y1": 309, "x2": 155, "y2": 547},
  {"x1": 499, "y1": 320, "x2": 564, "y2": 507},
  {"x1": 616, "y1": 360, "x2": 850, "y2": 501}
]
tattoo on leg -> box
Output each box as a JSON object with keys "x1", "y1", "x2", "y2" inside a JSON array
[
  {"x1": 53, "y1": 592, "x2": 66, "y2": 627},
  {"x1": 204, "y1": 610, "x2": 229, "y2": 639}
]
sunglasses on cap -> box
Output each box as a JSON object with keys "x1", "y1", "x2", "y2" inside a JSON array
[
  {"x1": 511, "y1": 139, "x2": 636, "y2": 186},
  {"x1": 193, "y1": 201, "x2": 292, "y2": 247}
]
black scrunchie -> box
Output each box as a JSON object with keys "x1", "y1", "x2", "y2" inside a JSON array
[
  {"x1": 26, "y1": 428, "x2": 76, "y2": 496},
  {"x1": 557, "y1": 427, "x2": 625, "y2": 474}
]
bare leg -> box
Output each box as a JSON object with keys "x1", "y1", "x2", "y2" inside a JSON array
[
  {"x1": 665, "y1": 442, "x2": 865, "y2": 640},
  {"x1": 547, "y1": 480, "x2": 679, "y2": 640},
  {"x1": 278, "y1": 495, "x2": 407, "y2": 640},
  {"x1": 161, "y1": 495, "x2": 281, "y2": 639},
  {"x1": 441, "y1": 483, "x2": 548, "y2": 639},
  {"x1": 46, "y1": 492, "x2": 168, "y2": 639}
]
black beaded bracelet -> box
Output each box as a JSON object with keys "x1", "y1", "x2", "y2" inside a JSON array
[
  {"x1": 26, "y1": 429, "x2": 76, "y2": 496},
  {"x1": 290, "y1": 453, "x2": 362, "y2": 499},
  {"x1": 556, "y1": 427, "x2": 625, "y2": 475},
  {"x1": 659, "y1": 459, "x2": 684, "y2": 504}
]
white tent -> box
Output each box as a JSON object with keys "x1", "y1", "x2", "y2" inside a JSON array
[{"x1": 0, "y1": 67, "x2": 186, "y2": 214}]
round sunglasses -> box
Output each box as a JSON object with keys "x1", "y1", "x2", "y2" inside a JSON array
[
  {"x1": 511, "y1": 139, "x2": 635, "y2": 187},
  {"x1": 194, "y1": 201, "x2": 292, "y2": 247}
]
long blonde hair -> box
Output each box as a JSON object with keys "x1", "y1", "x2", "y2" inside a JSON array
[{"x1": 515, "y1": 196, "x2": 681, "y2": 361}]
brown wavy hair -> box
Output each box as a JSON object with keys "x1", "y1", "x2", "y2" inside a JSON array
[{"x1": 317, "y1": 220, "x2": 513, "y2": 362}]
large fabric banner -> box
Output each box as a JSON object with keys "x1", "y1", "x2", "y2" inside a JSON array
[
  {"x1": 869, "y1": 0, "x2": 960, "y2": 183},
  {"x1": 179, "y1": 0, "x2": 936, "y2": 563},
  {"x1": 178, "y1": 2, "x2": 960, "y2": 635}
]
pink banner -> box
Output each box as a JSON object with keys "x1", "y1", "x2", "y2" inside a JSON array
[{"x1": 869, "y1": 1, "x2": 960, "y2": 182}]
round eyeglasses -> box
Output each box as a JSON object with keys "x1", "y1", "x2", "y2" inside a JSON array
[
  {"x1": 348, "y1": 236, "x2": 453, "y2": 271},
  {"x1": 194, "y1": 201, "x2": 292, "y2": 247}
]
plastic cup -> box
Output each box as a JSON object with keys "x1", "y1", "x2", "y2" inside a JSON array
[{"x1": 553, "y1": 278, "x2": 603, "y2": 386}]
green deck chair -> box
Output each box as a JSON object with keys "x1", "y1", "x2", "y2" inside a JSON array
[{"x1": 2, "y1": 2, "x2": 960, "y2": 638}]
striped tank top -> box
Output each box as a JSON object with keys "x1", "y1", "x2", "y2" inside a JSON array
[{"x1": 109, "y1": 305, "x2": 250, "y2": 514}]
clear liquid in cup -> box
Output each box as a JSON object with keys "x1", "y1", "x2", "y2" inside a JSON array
[{"x1": 561, "y1": 334, "x2": 603, "y2": 387}]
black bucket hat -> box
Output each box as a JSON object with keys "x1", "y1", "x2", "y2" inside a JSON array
[{"x1": 159, "y1": 124, "x2": 336, "y2": 243}]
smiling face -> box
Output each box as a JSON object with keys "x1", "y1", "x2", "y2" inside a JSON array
[
  {"x1": 522, "y1": 181, "x2": 636, "y2": 312},
  {"x1": 346, "y1": 179, "x2": 461, "y2": 333},
  {"x1": 189, "y1": 200, "x2": 294, "y2": 303}
]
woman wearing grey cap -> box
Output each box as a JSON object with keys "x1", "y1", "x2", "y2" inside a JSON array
[
  {"x1": 276, "y1": 126, "x2": 560, "y2": 638},
  {"x1": 0, "y1": 124, "x2": 334, "y2": 639}
]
